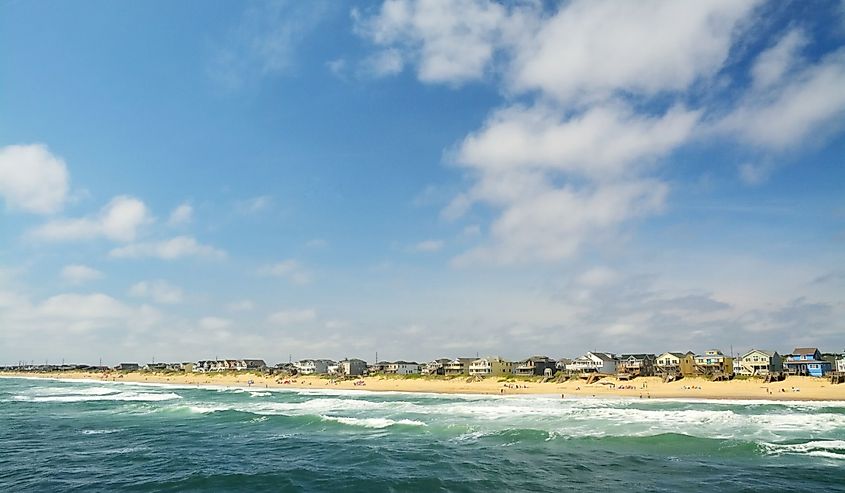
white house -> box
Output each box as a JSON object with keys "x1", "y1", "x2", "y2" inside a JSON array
[
  {"x1": 383, "y1": 361, "x2": 421, "y2": 375},
  {"x1": 567, "y1": 352, "x2": 617, "y2": 374},
  {"x1": 735, "y1": 349, "x2": 782, "y2": 376},
  {"x1": 294, "y1": 359, "x2": 333, "y2": 375},
  {"x1": 837, "y1": 358, "x2": 845, "y2": 373}
]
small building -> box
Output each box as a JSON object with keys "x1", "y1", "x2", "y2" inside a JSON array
[
  {"x1": 383, "y1": 361, "x2": 421, "y2": 375},
  {"x1": 783, "y1": 348, "x2": 832, "y2": 377},
  {"x1": 617, "y1": 354, "x2": 656, "y2": 377},
  {"x1": 655, "y1": 352, "x2": 696, "y2": 376},
  {"x1": 421, "y1": 358, "x2": 451, "y2": 376},
  {"x1": 837, "y1": 358, "x2": 845, "y2": 373},
  {"x1": 735, "y1": 349, "x2": 782, "y2": 376},
  {"x1": 556, "y1": 358, "x2": 572, "y2": 372},
  {"x1": 469, "y1": 357, "x2": 515, "y2": 377},
  {"x1": 294, "y1": 359, "x2": 333, "y2": 375},
  {"x1": 444, "y1": 357, "x2": 476, "y2": 376},
  {"x1": 143, "y1": 363, "x2": 168, "y2": 371},
  {"x1": 567, "y1": 352, "x2": 617, "y2": 374},
  {"x1": 514, "y1": 356, "x2": 557, "y2": 377},
  {"x1": 337, "y1": 358, "x2": 367, "y2": 377},
  {"x1": 694, "y1": 349, "x2": 734, "y2": 376},
  {"x1": 115, "y1": 363, "x2": 139, "y2": 371}
]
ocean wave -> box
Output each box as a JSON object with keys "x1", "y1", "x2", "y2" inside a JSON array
[
  {"x1": 81, "y1": 429, "x2": 123, "y2": 435},
  {"x1": 14, "y1": 391, "x2": 182, "y2": 403},
  {"x1": 320, "y1": 416, "x2": 426, "y2": 429},
  {"x1": 761, "y1": 440, "x2": 845, "y2": 459}
]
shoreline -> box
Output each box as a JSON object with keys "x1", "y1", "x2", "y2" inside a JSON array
[{"x1": 3, "y1": 371, "x2": 844, "y2": 402}]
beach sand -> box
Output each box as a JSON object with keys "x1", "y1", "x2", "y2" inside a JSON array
[{"x1": 3, "y1": 371, "x2": 844, "y2": 401}]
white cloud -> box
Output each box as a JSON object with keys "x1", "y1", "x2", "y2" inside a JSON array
[
  {"x1": 355, "y1": 0, "x2": 757, "y2": 100},
  {"x1": 457, "y1": 103, "x2": 699, "y2": 180},
  {"x1": 750, "y1": 29, "x2": 808, "y2": 90},
  {"x1": 411, "y1": 239, "x2": 444, "y2": 253},
  {"x1": 0, "y1": 143, "x2": 70, "y2": 214},
  {"x1": 508, "y1": 0, "x2": 758, "y2": 104},
  {"x1": 226, "y1": 299, "x2": 255, "y2": 312},
  {"x1": 259, "y1": 259, "x2": 312, "y2": 285},
  {"x1": 110, "y1": 236, "x2": 226, "y2": 260},
  {"x1": 61, "y1": 264, "x2": 104, "y2": 285},
  {"x1": 355, "y1": 0, "x2": 514, "y2": 83},
  {"x1": 198, "y1": 316, "x2": 232, "y2": 331},
  {"x1": 209, "y1": 1, "x2": 332, "y2": 89},
  {"x1": 454, "y1": 180, "x2": 667, "y2": 265},
  {"x1": 29, "y1": 195, "x2": 152, "y2": 242},
  {"x1": 167, "y1": 202, "x2": 193, "y2": 226},
  {"x1": 25, "y1": 292, "x2": 159, "y2": 333},
  {"x1": 236, "y1": 195, "x2": 273, "y2": 214},
  {"x1": 717, "y1": 45, "x2": 845, "y2": 151},
  {"x1": 268, "y1": 308, "x2": 317, "y2": 326},
  {"x1": 129, "y1": 280, "x2": 184, "y2": 304}
]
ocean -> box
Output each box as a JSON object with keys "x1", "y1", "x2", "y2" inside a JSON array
[{"x1": 1, "y1": 377, "x2": 844, "y2": 492}]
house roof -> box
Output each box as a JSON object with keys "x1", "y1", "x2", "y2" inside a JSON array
[
  {"x1": 740, "y1": 349, "x2": 776, "y2": 358},
  {"x1": 792, "y1": 347, "x2": 820, "y2": 355},
  {"x1": 590, "y1": 352, "x2": 616, "y2": 362},
  {"x1": 620, "y1": 353, "x2": 656, "y2": 360}
]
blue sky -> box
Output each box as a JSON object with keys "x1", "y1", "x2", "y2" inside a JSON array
[{"x1": 1, "y1": 0, "x2": 843, "y2": 365}]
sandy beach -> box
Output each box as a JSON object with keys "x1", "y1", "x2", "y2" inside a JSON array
[{"x1": 3, "y1": 371, "x2": 844, "y2": 401}]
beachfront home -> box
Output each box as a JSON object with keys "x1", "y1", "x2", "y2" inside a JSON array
[
  {"x1": 783, "y1": 348, "x2": 832, "y2": 377},
  {"x1": 294, "y1": 359, "x2": 334, "y2": 375},
  {"x1": 838, "y1": 358, "x2": 845, "y2": 373},
  {"x1": 337, "y1": 358, "x2": 367, "y2": 377},
  {"x1": 115, "y1": 363, "x2": 139, "y2": 371},
  {"x1": 568, "y1": 352, "x2": 617, "y2": 374},
  {"x1": 515, "y1": 356, "x2": 557, "y2": 377},
  {"x1": 735, "y1": 349, "x2": 782, "y2": 376},
  {"x1": 655, "y1": 352, "x2": 696, "y2": 376},
  {"x1": 617, "y1": 354, "x2": 656, "y2": 377},
  {"x1": 421, "y1": 358, "x2": 451, "y2": 375},
  {"x1": 556, "y1": 358, "x2": 572, "y2": 372},
  {"x1": 469, "y1": 357, "x2": 516, "y2": 377},
  {"x1": 383, "y1": 361, "x2": 421, "y2": 375},
  {"x1": 444, "y1": 358, "x2": 475, "y2": 376},
  {"x1": 694, "y1": 350, "x2": 734, "y2": 376}
]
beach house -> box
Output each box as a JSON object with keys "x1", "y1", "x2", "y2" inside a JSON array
[
  {"x1": 735, "y1": 349, "x2": 782, "y2": 376},
  {"x1": 444, "y1": 358, "x2": 476, "y2": 376},
  {"x1": 514, "y1": 356, "x2": 557, "y2": 376},
  {"x1": 337, "y1": 358, "x2": 367, "y2": 377},
  {"x1": 115, "y1": 363, "x2": 139, "y2": 371},
  {"x1": 616, "y1": 354, "x2": 656, "y2": 377},
  {"x1": 383, "y1": 361, "x2": 422, "y2": 375},
  {"x1": 568, "y1": 352, "x2": 617, "y2": 374},
  {"x1": 838, "y1": 357, "x2": 845, "y2": 373},
  {"x1": 783, "y1": 348, "x2": 832, "y2": 377},
  {"x1": 694, "y1": 350, "x2": 734, "y2": 376},
  {"x1": 293, "y1": 359, "x2": 334, "y2": 375},
  {"x1": 655, "y1": 352, "x2": 696, "y2": 376},
  {"x1": 469, "y1": 357, "x2": 516, "y2": 377},
  {"x1": 421, "y1": 358, "x2": 451, "y2": 375}
]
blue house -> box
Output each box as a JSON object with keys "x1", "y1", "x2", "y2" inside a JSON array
[{"x1": 783, "y1": 348, "x2": 832, "y2": 377}]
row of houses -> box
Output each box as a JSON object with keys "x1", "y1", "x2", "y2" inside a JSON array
[
  {"x1": 566, "y1": 347, "x2": 843, "y2": 379},
  {"x1": 9, "y1": 347, "x2": 842, "y2": 380}
]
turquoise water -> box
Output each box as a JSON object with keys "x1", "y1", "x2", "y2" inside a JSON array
[{"x1": 1, "y1": 377, "x2": 844, "y2": 492}]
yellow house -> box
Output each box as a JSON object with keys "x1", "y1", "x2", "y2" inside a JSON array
[{"x1": 656, "y1": 351, "x2": 696, "y2": 376}]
